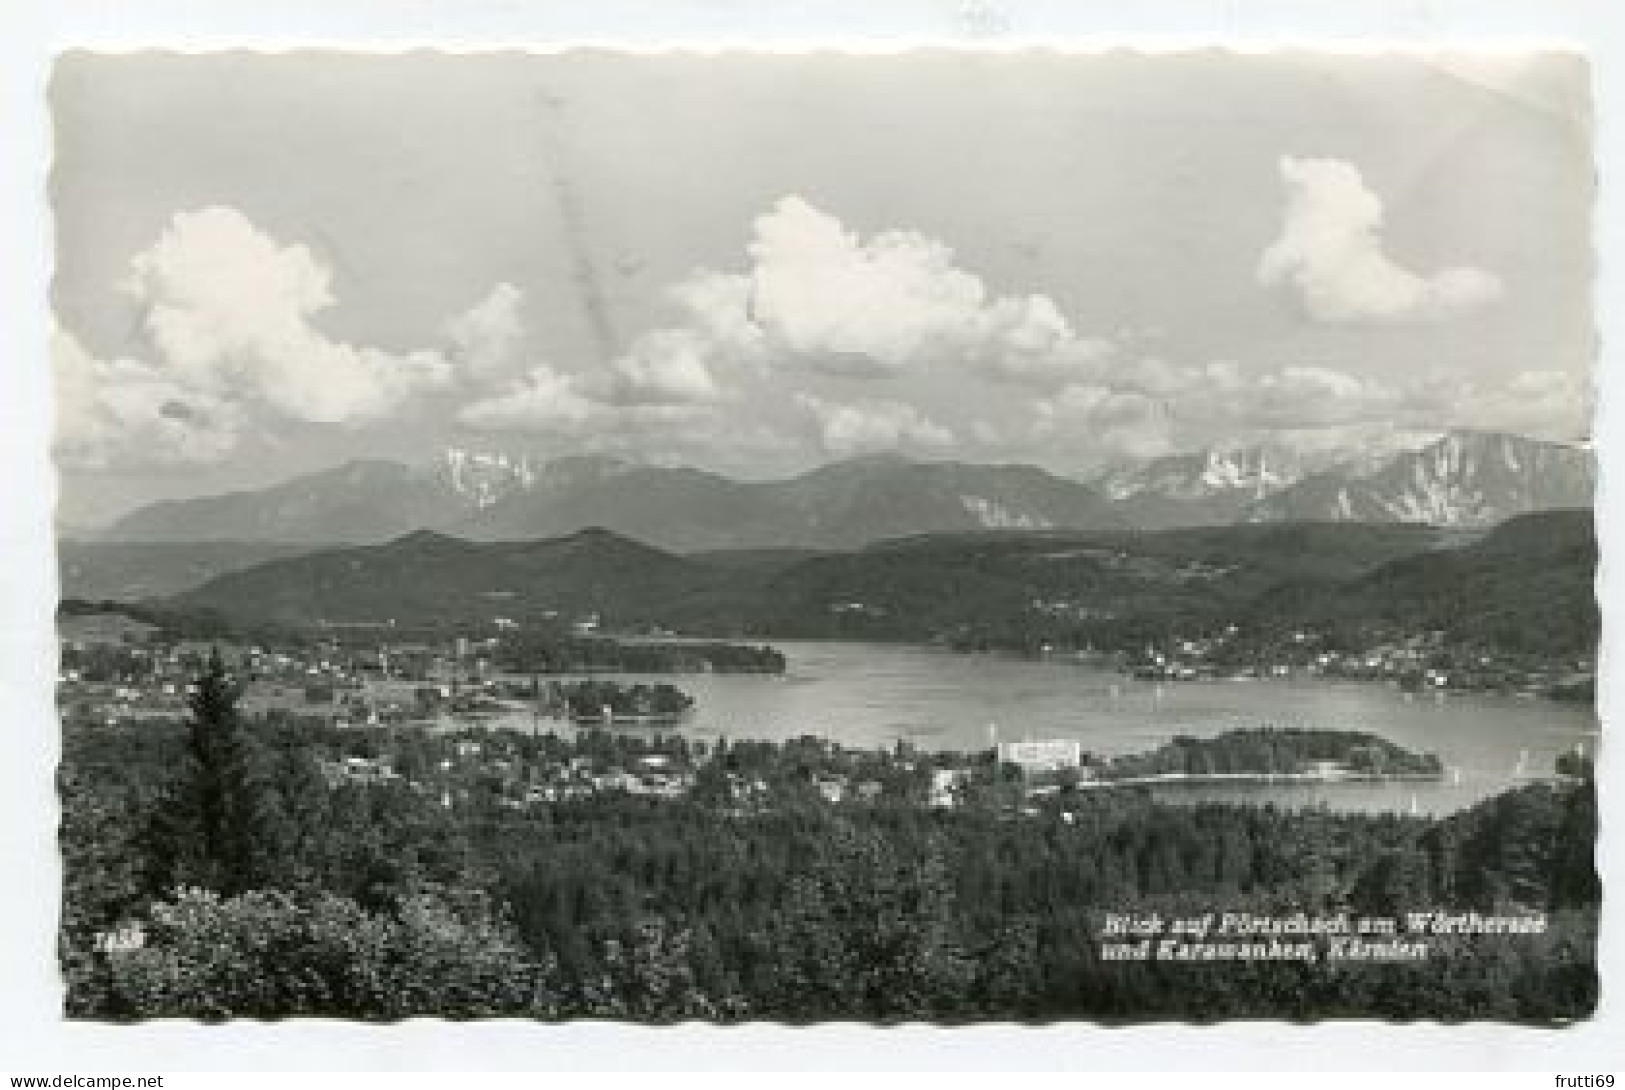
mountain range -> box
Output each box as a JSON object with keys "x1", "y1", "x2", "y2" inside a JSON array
[
  {"x1": 94, "y1": 450, "x2": 1130, "y2": 551},
  {"x1": 1243, "y1": 430, "x2": 1594, "y2": 525},
  {"x1": 1097, "y1": 446, "x2": 1310, "y2": 529},
  {"x1": 83, "y1": 430, "x2": 1591, "y2": 556}
]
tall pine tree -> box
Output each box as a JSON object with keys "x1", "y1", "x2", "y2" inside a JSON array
[{"x1": 180, "y1": 648, "x2": 262, "y2": 894}]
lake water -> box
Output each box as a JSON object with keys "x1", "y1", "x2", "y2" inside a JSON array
[{"x1": 462, "y1": 640, "x2": 1598, "y2": 815}]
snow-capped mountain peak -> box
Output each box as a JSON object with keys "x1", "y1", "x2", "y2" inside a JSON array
[
  {"x1": 1248, "y1": 430, "x2": 1594, "y2": 527},
  {"x1": 958, "y1": 494, "x2": 1055, "y2": 530},
  {"x1": 429, "y1": 448, "x2": 642, "y2": 508},
  {"x1": 1094, "y1": 445, "x2": 1309, "y2": 527},
  {"x1": 1103, "y1": 445, "x2": 1307, "y2": 503},
  {"x1": 436, "y1": 448, "x2": 538, "y2": 509}
]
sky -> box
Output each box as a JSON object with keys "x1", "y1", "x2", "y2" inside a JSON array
[{"x1": 49, "y1": 50, "x2": 1595, "y2": 522}]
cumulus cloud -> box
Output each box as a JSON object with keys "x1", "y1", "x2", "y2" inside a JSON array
[
  {"x1": 454, "y1": 363, "x2": 601, "y2": 432},
  {"x1": 1258, "y1": 157, "x2": 1502, "y2": 323},
  {"x1": 665, "y1": 271, "x2": 767, "y2": 363},
  {"x1": 1447, "y1": 369, "x2": 1593, "y2": 440},
  {"x1": 1032, "y1": 383, "x2": 1175, "y2": 461},
  {"x1": 446, "y1": 281, "x2": 529, "y2": 386},
  {"x1": 459, "y1": 377, "x2": 763, "y2": 471},
  {"x1": 1199, "y1": 363, "x2": 1401, "y2": 430},
  {"x1": 451, "y1": 195, "x2": 1117, "y2": 459},
  {"x1": 977, "y1": 294, "x2": 1116, "y2": 387},
  {"x1": 126, "y1": 206, "x2": 454, "y2": 422},
  {"x1": 748, "y1": 197, "x2": 990, "y2": 372},
  {"x1": 61, "y1": 193, "x2": 1579, "y2": 480},
  {"x1": 54, "y1": 206, "x2": 527, "y2": 468},
  {"x1": 52, "y1": 328, "x2": 243, "y2": 470},
  {"x1": 457, "y1": 316, "x2": 729, "y2": 437},
  {"x1": 604, "y1": 328, "x2": 727, "y2": 406},
  {"x1": 566, "y1": 271, "x2": 759, "y2": 410},
  {"x1": 1025, "y1": 355, "x2": 1429, "y2": 466},
  {"x1": 457, "y1": 351, "x2": 741, "y2": 459},
  {"x1": 796, "y1": 393, "x2": 955, "y2": 456},
  {"x1": 624, "y1": 197, "x2": 1113, "y2": 389}
]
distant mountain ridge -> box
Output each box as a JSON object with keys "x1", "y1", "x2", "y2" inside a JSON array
[
  {"x1": 102, "y1": 459, "x2": 470, "y2": 545},
  {"x1": 1095, "y1": 446, "x2": 1309, "y2": 529},
  {"x1": 96, "y1": 430, "x2": 1592, "y2": 550},
  {"x1": 762, "y1": 455, "x2": 1129, "y2": 546},
  {"x1": 1246, "y1": 431, "x2": 1593, "y2": 527},
  {"x1": 102, "y1": 450, "x2": 1128, "y2": 551}
]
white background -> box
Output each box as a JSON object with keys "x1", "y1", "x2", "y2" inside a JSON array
[{"x1": 1, "y1": 0, "x2": 1620, "y2": 1072}]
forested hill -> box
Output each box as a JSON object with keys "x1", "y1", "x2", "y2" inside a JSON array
[
  {"x1": 1239, "y1": 509, "x2": 1596, "y2": 656},
  {"x1": 734, "y1": 521, "x2": 1473, "y2": 643},
  {"x1": 161, "y1": 512, "x2": 1594, "y2": 659},
  {"x1": 164, "y1": 520, "x2": 1440, "y2": 629},
  {"x1": 59, "y1": 540, "x2": 317, "y2": 601},
  {"x1": 168, "y1": 527, "x2": 749, "y2": 628}
]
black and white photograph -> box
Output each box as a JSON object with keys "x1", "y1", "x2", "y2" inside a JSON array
[{"x1": 44, "y1": 46, "x2": 1600, "y2": 1028}]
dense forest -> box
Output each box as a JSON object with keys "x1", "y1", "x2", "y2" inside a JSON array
[
  {"x1": 552, "y1": 679, "x2": 695, "y2": 721},
  {"x1": 59, "y1": 655, "x2": 1598, "y2": 1022},
  {"x1": 1098, "y1": 729, "x2": 1445, "y2": 781},
  {"x1": 59, "y1": 597, "x2": 294, "y2": 645},
  {"x1": 496, "y1": 633, "x2": 785, "y2": 675}
]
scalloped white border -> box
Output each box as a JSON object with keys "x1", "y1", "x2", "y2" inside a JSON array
[{"x1": 3, "y1": 1, "x2": 1620, "y2": 1073}]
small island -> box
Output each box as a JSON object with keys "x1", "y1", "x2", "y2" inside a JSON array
[
  {"x1": 552, "y1": 679, "x2": 696, "y2": 725},
  {"x1": 499, "y1": 632, "x2": 786, "y2": 675},
  {"x1": 1091, "y1": 727, "x2": 1444, "y2": 785}
]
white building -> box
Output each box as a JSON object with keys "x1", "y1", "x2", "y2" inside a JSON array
[
  {"x1": 930, "y1": 768, "x2": 968, "y2": 807},
  {"x1": 997, "y1": 739, "x2": 1084, "y2": 775}
]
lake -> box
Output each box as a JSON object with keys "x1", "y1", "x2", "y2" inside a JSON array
[{"x1": 459, "y1": 640, "x2": 1597, "y2": 815}]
